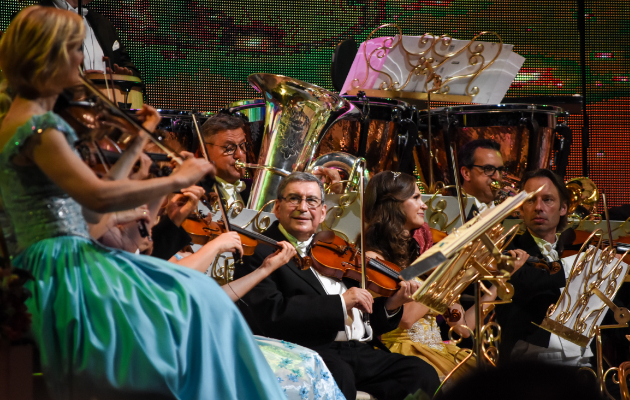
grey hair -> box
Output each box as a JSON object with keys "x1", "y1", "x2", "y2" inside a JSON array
[{"x1": 276, "y1": 172, "x2": 326, "y2": 201}]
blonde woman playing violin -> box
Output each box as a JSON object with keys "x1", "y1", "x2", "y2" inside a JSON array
[{"x1": 0, "y1": 7, "x2": 289, "y2": 399}]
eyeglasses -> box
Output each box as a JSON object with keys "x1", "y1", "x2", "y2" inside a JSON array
[
  {"x1": 471, "y1": 164, "x2": 506, "y2": 177},
  {"x1": 205, "y1": 141, "x2": 251, "y2": 156},
  {"x1": 279, "y1": 194, "x2": 322, "y2": 208}
]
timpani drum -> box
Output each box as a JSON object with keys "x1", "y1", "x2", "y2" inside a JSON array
[
  {"x1": 315, "y1": 96, "x2": 416, "y2": 174},
  {"x1": 84, "y1": 73, "x2": 144, "y2": 110},
  {"x1": 416, "y1": 104, "x2": 569, "y2": 188}
]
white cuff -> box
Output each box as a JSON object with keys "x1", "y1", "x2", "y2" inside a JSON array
[
  {"x1": 339, "y1": 294, "x2": 350, "y2": 323},
  {"x1": 385, "y1": 305, "x2": 402, "y2": 318}
]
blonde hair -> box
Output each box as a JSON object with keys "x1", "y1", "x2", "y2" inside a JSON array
[{"x1": 0, "y1": 6, "x2": 84, "y2": 117}]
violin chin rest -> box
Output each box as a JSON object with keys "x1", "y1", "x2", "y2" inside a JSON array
[{"x1": 313, "y1": 230, "x2": 336, "y2": 244}]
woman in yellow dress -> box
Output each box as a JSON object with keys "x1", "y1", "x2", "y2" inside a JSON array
[{"x1": 363, "y1": 171, "x2": 497, "y2": 382}]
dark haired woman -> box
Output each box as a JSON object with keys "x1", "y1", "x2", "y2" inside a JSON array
[{"x1": 363, "y1": 171, "x2": 484, "y2": 382}]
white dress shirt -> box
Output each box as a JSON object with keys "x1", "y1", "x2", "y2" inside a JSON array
[
  {"x1": 474, "y1": 197, "x2": 495, "y2": 214},
  {"x1": 52, "y1": 0, "x2": 105, "y2": 72},
  {"x1": 514, "y1": 231, "x2": 592, "y2": 366},
  {"x1": 216, "y1": 177, "x2": 246, "y2": 207},
  {"x1": 277, "y1": 225, "x2": 403, "y2": 342}
]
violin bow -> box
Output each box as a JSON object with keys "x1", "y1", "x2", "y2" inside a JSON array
[
  {"x1": 357, "y1": 158, "x2": 372, "y2": 336},
  {"x1": 191, "y1": 113, "x2": 243, "y2": 266},
  {"x1": 358, "y1": 159, "x2": 367, "y2": 291}
]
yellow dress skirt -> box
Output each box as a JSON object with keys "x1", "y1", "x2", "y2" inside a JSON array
[{"x1": 381, "y1": 314, "x2": 476, "y2": 381}]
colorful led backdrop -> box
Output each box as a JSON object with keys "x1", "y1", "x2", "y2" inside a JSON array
[{"x1": 1, "y1": 0, "x2": 629, "y2": 205}]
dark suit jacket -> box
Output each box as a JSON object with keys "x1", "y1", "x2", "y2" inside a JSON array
[
  {"x1": 240, "y1": 178, "x2": 252, "y2": 206},
  {"x1": 495, "y1": 230, "x2": 567, "y2": 358},
  {"x1": 234, "y1": 221, "x2": 402, "y2": 349},
  {"x1": 466, "y1": 203, "x2": 479, "y2": 222},
  {"x1": 150, "y1": 215, "x2": 191, "y2": 261},
  {"x1": 38, "y1": 0, "x2": 140, "y2": 77}
]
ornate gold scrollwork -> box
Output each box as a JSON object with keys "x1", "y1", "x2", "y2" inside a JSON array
[
  {"x1": 209, "y1": 256, "x2": 235, "y2": 285},
  {"x1": 321, "y1": 192, "x2": 359, "y2": 243},
  {"x1": 226, "y1": 200, "x2": 244, "y2": 218},
  {"x1": 242, "y1": 199, "x2": 277, "y2": 233},
  {"x1": 540, "y1": 229, "x2": 630, "y2": 347},
  {"x1": 420, "y1": 184, "x2": 468, "y2": 233}
]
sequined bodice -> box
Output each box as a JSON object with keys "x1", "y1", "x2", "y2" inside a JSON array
[
  {"x1": 0, "y1": 112, "x2": 89, "y2": 255},
  {"x1": 407, "y1": 315, "x2": 447, "y2": 353}
]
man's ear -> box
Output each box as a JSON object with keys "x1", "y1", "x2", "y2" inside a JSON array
[
  {"x1": 460, "y1": 166, "x2": 471, "y2": 182},
  {"x1": 318, "y1": 204, "x2": 327, "y2": 225},
  {"x1": 559, "y1": 201, "x2": 568, "y2": 217},
  {"x1": 272, "y1": 200, "x2": 281, "y2": 219}
]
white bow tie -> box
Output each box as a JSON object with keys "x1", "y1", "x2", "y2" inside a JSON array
[{"x1": 222, "y1": 180, "x2": 246, "y2": 193}]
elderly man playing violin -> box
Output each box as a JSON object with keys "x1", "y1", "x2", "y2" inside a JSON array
[{"x1": 234, "y1": 172, "x2": 440, "y2": 400}]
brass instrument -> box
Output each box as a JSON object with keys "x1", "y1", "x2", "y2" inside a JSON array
[
  {"x1": 490, "y1": 175, "x2": 519, "y2": 205},
  {"x1": 566, "y1": 177, "x2": 599, "y2": 218},
  {"x1": 234, "y1": 160, "x2": 290, "y2": 177},
  {"x1": 246, "y1": 73, "x2": 361, "y2": 211},
  {"x1": 305, "y1": 152, "x2": 369, "y2": 194}
]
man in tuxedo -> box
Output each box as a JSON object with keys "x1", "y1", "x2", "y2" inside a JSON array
[
  {"x1": 200, "y1": 113, "x2": 253, "y2": 206},
  {"x1": 38, "y1": 0, "x2": 139, "y2": 76},
  {"x1": 234, "y1": 172, "x2": 440, "y2": 400},
  {"x1": 458, "y1": 139, "x2": 513, "y2": 220},
  {"x1": 496, "y1": 168, "x2": 593, "y2": 366},
  {"x1": 200, "y1": 113, "x2": 344, "y2": 207}
]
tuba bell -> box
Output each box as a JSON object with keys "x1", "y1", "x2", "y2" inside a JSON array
[
  {"x1": 246, "y1": 73, "x2": 361, "y2": 211},
  {"x1": 305, "y1": 152, "x2": 369, "y2": 194},
  {"x1": 565, "y1": 177, "x2": 599, "y2": 218}
]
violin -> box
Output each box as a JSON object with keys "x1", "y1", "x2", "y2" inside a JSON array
[
  {"x1": 56, "y1": 75, "x2": 184, "y2": 162},
  {"x1": 430, "y1": 227, "x2": 448, "y2": 244},
  {"x1": 309, "y1": 230, "x2": 403, "y2": 297},
  {"x1": 181, "y1": 212, "x2": 312, "y2": 269},
  {"x1": 77, "y1": 136, "x2": 173, "y2": 178},
  {"x1": 501, "y1": 250, "x2": 562, "y2": 274}
]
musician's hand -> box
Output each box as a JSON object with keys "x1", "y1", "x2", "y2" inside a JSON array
[
  {"x1": 503, "y1": 186, "x2": 517, "y2": 196},
  {"x1": 166, "y1": 185, "x2": 205, "y2": 226},
  {"x1": 260, "y1": 241, "x2": 297, "y2": 273},
  {"x1": 171, "y1": 155, "x2": 215, "y2": 188},
  {"x1": 313, "y1": 166, "x2": 343, "y2": 194},
  {"x1": 112, "y1": 205, "x2": 151, "y2": 228},
  {"x1": 507, "y1": 249, "x2": 529, "y2": 272},
  {"x1": 211, "y1": 231, "x2": 243, "y2": 255},
  {"x1": 136, "y1": 104, "x2": 161, "y2": 134},
  {"x1": 342, "y1": 287, "x2": 374, "y2": 314},
  {"x1": 385, "y1": 278, "x2": 422, "y2": 311},
  {"x1": 106, "y1": 64, "x2": 134, "y2": 76},
  {"x1": 128, "y1": 153, "x2": 152, "y2": 181}
]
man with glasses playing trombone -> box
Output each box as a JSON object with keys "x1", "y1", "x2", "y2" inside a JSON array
[
  {"x1": 457, "y1": 139, "x2": 515, "y2": 220},
  {"x1": 234, "y1": 172, "x2": 440, "y2": 400}
]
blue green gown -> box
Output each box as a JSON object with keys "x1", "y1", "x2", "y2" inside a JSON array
[{"x1": 0, "y1": 112, "x2": 287, "y2": 399}]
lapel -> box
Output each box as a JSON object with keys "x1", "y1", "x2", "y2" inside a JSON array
[
  {"x1": 467, "y1": 203, "x2": 479, "y2": 222},
  {"x1": 240, "y1": 179, "x2": 252, "y2": 206},
  {"x1": 265, "y1": 222, "x2": 327, "y2": 296},
  {"x1": 85, "y1": 12, "x2": 112, "y2": 60},
  {"x1": 514, "y1": 230, "x2": 544, "y2": 259}
]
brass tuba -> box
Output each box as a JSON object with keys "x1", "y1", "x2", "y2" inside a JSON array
[
  {"x1": 566, "y1": 177, "x2": 599, "y2": 218},
  {"x1": 305, "y1": 152, "x2": 369, "y2": 194},
  {"x1": 246, "y1": 73, "x2": 361, "y2": 211}
]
